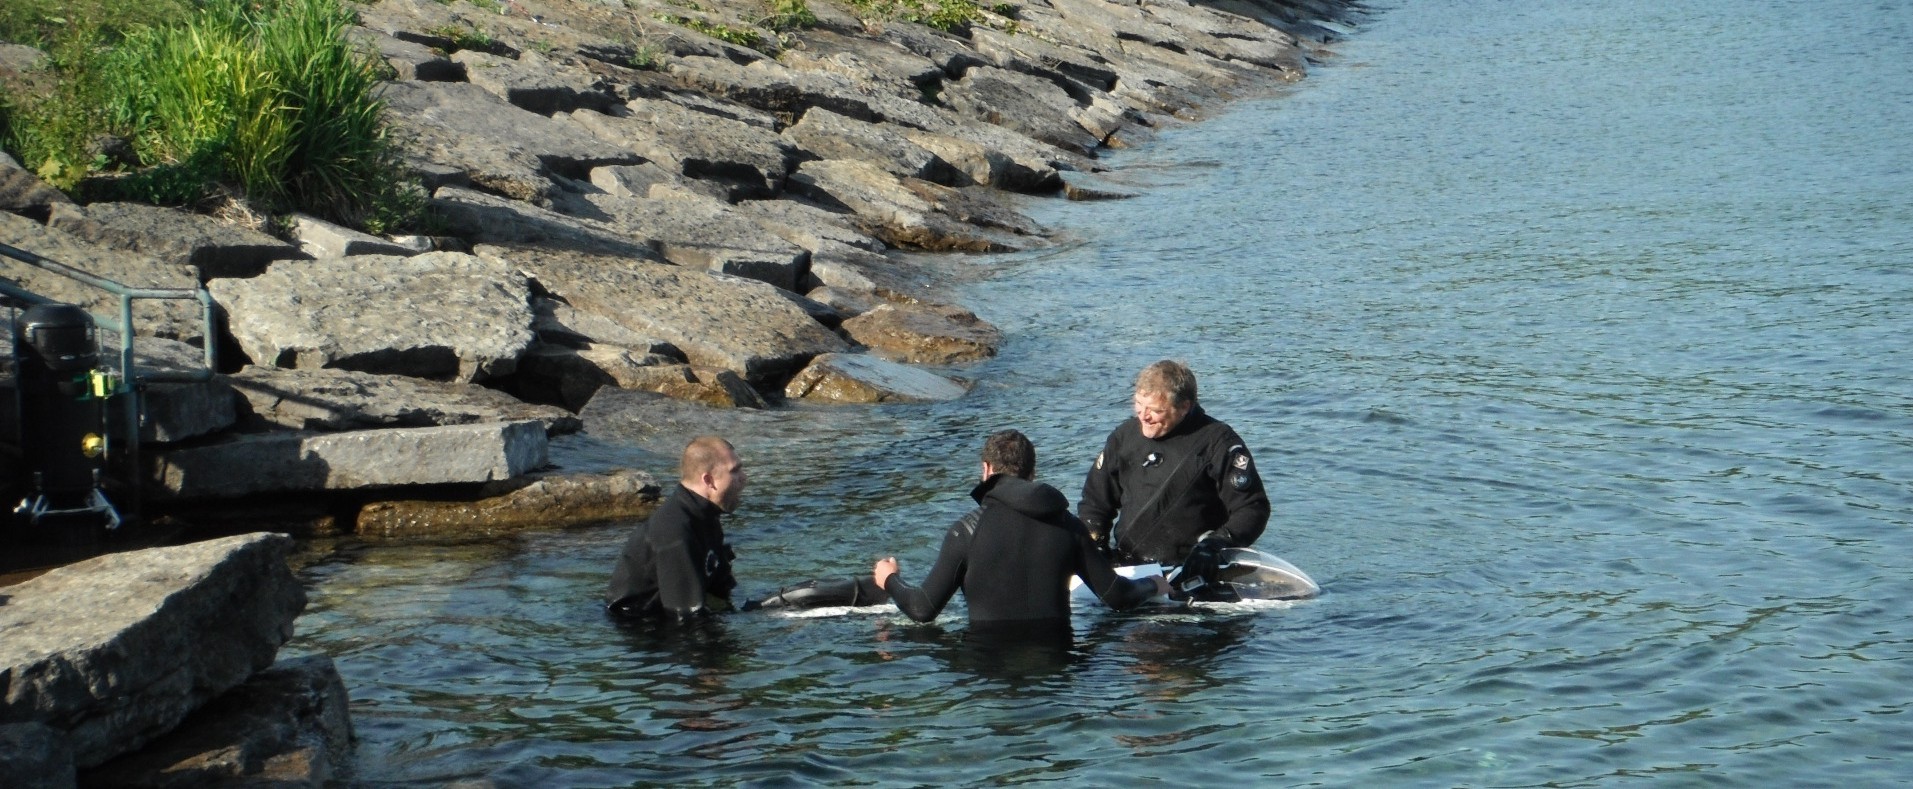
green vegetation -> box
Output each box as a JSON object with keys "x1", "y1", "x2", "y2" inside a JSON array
[
  {"x1": 655, "y1": 14, "x2": 762, "y2": 50},
  {"x1": 424, "y1": 22, "x2": 495, "y2": 53},
  {"x1": 0, "y1": 0, "x2": 422, "y2": 233},
  {"x1": 623, "y1": 39, "x2": 666, "y2": 70},
  {"x1": 763, "y1": 0, "x2": 818, "y2": 31},
  {"x1": 840, "y1": 0, "x2": 1008, "y2": 32}
]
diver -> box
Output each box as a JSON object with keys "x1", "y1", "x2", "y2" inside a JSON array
[
  {"x1": 606, "y1": 436, "x2": 747, "y2": 623},
  {"x1": 1079, "y1": 360, "x2": 1272, "y2": 592},
  {"x1": 872, "y1": 430, "x2": 1168, "y2": 637}
]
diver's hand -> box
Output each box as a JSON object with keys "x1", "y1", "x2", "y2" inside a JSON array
[
  {"x1": 1173, "y1": 533, "x2": 1230, "y2": 589},
  {"x1": 1147, "y1": 574, "x2": 1171, "y2": 598},
  {"x1": 873, "y1": 556, "x2": 899, "y2": 589}
]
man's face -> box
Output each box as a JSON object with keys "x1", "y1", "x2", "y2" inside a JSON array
[
  {"x1": 1133, "y1": 389, "x2": 1191, "y2": 439},
  {"x1": 707, "y1": 447, "x2": 747, "y2": 513}
]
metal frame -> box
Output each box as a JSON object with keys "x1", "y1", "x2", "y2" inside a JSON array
[{"x1": 1, "y1": 240, "x2": 218, "y2": 524}]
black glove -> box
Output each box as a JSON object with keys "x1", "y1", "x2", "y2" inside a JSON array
[{"x1": 1169, "y1": 533, "x2": 1229, "y2": 591}]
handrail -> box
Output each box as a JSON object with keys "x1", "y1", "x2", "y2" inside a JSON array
[
  {"x1": 1, "y1": 238, "x2": 223, "y2": 525},
  {"x1": 0, "y1": 241, "x2": 218, "y2": 382}
]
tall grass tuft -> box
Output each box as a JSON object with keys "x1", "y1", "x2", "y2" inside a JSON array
[{"x1": 2, "y1": 0, "x2": 421, "y2": 232}]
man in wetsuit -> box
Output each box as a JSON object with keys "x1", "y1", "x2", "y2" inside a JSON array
[
  {"x1": 872, "y1": 430, "x2": 1166, "y2": 636},
  {"x1": 1079, "y1": 360, "x2": 1271, "y2": 588},
  {"x1": 606, "y1": 436, "x2": 748, "y2": 622}
]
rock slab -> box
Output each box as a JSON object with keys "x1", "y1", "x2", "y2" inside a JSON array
[
  {"x1": 0, "y1": 533, "x2": 306, "y2": 769},
  {"x1": 147, "y1": 421, "x2": 549, "y2": 500},
  {"x1": 80, "y1": 654, "x2": 353, "y2": 788},
  {"x1": 356, "y1": 467, "x2": 661, "y2": 541},
  {"x1": 209, "y1": 251, "x2": 535, "y2": 383}
]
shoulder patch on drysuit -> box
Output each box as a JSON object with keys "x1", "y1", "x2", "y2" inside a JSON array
[{"x1": 1227, "y1": 445, "x2": 1255, "y2": 490}]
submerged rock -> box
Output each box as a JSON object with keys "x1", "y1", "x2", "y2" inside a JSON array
[
  {"x1": 355, "y1": 467, "x2": 662, "y2": 541},
  {"x1": 841, "y1": 302, "x2": 1004, "y2": 365},
  {"x1": 784, "y1": 353, "x2": 969, "y2": 404}
]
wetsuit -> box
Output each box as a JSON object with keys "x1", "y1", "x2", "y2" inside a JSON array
[
  {"x1": 606, "y1": 485, "x2": 737, "y2": 622},
  {"x1": 1079, "y1": 404, "x2": 1270, "y2": 566},
  {"x1": 883, "y1": 475, "x2": 1158, "y2": 630}
]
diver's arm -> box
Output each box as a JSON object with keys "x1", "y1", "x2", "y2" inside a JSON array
[
  {"x1": 648, "y1": 516, "x2": 709, "y2": 621},
  {"x1": 1211, "y1": 433, "x2": 1270, "y2": 548},
  {"x1": 1072, "y1": 516, "x2": 1162, "y2": 610},
  {"x1": 1078, "y1": 432, "x2": 1124, "y2": 548},
  {"x1": 881, "y1": 522, "x2": 969, "y2": 622}
]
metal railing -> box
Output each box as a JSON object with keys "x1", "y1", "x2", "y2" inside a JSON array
[{"x1": 1, "y1": 239, "x2": 220, "y2": 523}]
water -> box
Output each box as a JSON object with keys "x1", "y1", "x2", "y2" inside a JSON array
[{"x1": 293, "y1": 0, "x2": 1913, "y2": 784}]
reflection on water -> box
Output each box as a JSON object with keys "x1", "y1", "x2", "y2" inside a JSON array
[{"x1": 292, "y1": 0, "x2": 1913, "y2": 783}]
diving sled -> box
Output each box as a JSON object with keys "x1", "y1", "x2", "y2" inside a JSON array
[
  {"x1": 747, "y1": 547, "x2": 1319, "y2": 611},
  {"x1": 1071, "y1": 547, "x2": 1321, "y2": 604}
]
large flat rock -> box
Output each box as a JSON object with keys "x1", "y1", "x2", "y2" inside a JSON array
[
  {"x1": 788, "y1": 159, "x2": 1041, "y2": 252},
  {"x1": 783, "y1": 107, "x2": 962, "y2": 185},
  {"x1": 45, "y1": 202, "x2": 304, "y2": 281},
  {"x1": 381, "y1": 80, "x2": 641, "y2": 205},
  {"x1": 429, "y1": 184, "x2": 662, "y2": 259},
  {"x1": 567, "y1": 98, "x2": 797, "y2": 199},
  {"x1": 547, "y1": 189, "x2": 810, "y2": 291},
  {"x1": 0, "y1": 533, "x2": 305, "y2": 769},
  {"x1": 208, "y1": 251, "x2": 535, "y2": 382},
  {"x1": 145, "y1": 421, "x2": 549, "y2": 500},
  {"x1": 228, "y1": 366, "x2": 580, "y2": 435},
  {"x1": 940, "y1": 65, "x2": 1105, "y2": 156},
  {"x1": 452, "y1": 49, "x2": 618, "y2": 116},
  {"x1": 476, "y1": 244, "x2": 848, "y2": 387},
  {"x1": 80, "y1": 654, "x2": 353, "y2": 788}
]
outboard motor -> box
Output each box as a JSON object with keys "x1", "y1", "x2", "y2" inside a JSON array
[{"x1": 12, "y1": 303, "x2": 120, "y2": 529}]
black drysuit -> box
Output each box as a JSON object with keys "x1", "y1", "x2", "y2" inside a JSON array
[
  {"x1": 605, "y1": 485, "x2": 737, "y2": 622},
  {"x1": 883, "y1": 475, "x2": 1158, "y2": 630},
  {"x1": 1079, "y1": 404, "x2": 1271, "y2": 566}
]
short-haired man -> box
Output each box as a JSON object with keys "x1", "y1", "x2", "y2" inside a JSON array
[
  {"x1": 606, "y1": 436, "x2": 748, "y2": 622},
  {"x1": 1079, "y1": 360, "x2": 1271, "y2": 586},
  {"x1": 873, "y1": 430, "x2": 1166, "y2": 636}
]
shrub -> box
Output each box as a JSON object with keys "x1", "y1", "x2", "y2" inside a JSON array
[
  {"x1": 1, "y1": 0, "x2": 421, "y2": 232},
  {"x1": 764, "y1": 0, "x2": 819, "y2": 31}
]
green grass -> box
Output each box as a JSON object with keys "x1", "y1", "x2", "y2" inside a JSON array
[
  {"x1": 0, "y1": 0, "x2": 422, "y2": 233},
  {"x1": 840, "y1": 0, "x2": 1005, "y2": 33},
  {"x1": 655, "y1": 14, "x2": 762, "y2": 50},
  {"x1": 763, "y1": 0, "x2": 818, "y2": 31},
  {"x1": 424, "y1": 23, "x2": 495, "y2": 53}
]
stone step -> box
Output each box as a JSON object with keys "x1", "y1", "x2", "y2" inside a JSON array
[{"x1": 145, "y1": 421, "x2": 548, "y2": 501}]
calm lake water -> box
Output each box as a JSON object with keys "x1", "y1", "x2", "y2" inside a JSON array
[{"x1": 293, "y1": 0, "x2": 1913, "y2": 784}]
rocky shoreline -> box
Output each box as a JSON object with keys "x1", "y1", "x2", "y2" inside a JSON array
[{"x1": 2, "y1": 0, "x2": 1362, "y2": 783}]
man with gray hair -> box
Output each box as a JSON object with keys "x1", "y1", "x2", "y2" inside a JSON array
[{"x1": 1079, "y1": 360, "x2": 1271, "y2": 588}]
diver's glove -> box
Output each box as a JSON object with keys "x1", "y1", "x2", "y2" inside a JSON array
[{"x1": 1168, "y1": 532, "x2": 1230, "y2": 592}]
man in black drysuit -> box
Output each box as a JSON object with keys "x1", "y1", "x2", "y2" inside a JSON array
[
  {"x1": 606, "y1": 436, "x2": 747, "y2": 622},
  {"x1": 1079, "y1": 360, "x2": 1271, "y2": 588},
  {"x1": 873, "y1": 430, "x2": 1166, "y2": 636}
]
